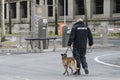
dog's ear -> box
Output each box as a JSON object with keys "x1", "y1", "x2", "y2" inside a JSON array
[
  {"x1": 61, "y1": 54, "x2": 63, "y2": 56},
  {"x1": 64, "y1": 53, "x2": 67, "y2": 57}
]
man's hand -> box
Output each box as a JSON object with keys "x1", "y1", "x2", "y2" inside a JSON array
[
  {"x1": 88, "y1": 45, "x2": 92, "y2": 49},
  {"x1": 68, "y1": 46, "x2": 71, "y2": 48}
]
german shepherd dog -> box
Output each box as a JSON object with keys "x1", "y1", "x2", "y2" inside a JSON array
[{"x1": 61, "y1": 53, "x2": 79, "y2": 76}]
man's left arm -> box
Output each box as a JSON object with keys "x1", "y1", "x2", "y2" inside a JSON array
[{"x1": 87, "y1": 28, "x2": 93, "y2": 47}]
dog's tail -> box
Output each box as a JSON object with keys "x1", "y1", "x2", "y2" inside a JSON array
[{"x1": 74, "y1": 60, "x2": 79, "y2": 70}]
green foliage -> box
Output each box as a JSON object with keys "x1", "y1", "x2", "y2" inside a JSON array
[
  {"x1": 109, "y1": 33, "x2": 120, "y2": 38},
  {"x1": 48, "y1": 31, "x2": 54, "y2": 36},
  {"x1": 1, "y1": 36, "x2": 7, "y2": 42},
  {"x1": 92, "y1": 33, "x2": 100, "y2": 36},
  {"x1": 92, "y1": 33, "x2": 120, "y2": 38}
]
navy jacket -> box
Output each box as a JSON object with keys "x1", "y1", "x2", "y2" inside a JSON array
[{"x1": 67, "y1": 22, "x2": 93, "y2": 48}]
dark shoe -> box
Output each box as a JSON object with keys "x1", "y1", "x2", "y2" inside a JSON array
[
  {"x1": 84, "y1": 68, "x2": 89, "y2": 74},
  {"x1": 73, "y1": 71, "x2": 81, "y2": 75}
]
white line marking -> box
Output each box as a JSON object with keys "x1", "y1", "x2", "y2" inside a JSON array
[{"x1": 94, "y1": 54, "x2": 120, "y2": 68}]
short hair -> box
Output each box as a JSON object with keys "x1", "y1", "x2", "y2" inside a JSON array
[{"x1": 76, "y1": 18, "x2": 83, "y2": 22}]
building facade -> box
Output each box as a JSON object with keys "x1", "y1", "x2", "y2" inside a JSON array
[{"x1": 1, "y1": 0, "x2": 120, "y2": 33}]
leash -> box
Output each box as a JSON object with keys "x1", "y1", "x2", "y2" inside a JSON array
[
  {"x1": 65, "y1": 47, "x2": 93, "y2": 54},
  {"x1": 65, "y1": 47, "x2": 93, "y2": 53},
  {"x1": 65, "y1": 47, "x2": 73, "y2": 54}
]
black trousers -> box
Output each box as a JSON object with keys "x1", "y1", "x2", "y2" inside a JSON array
[{"x1": 73, "y1": 48, "x2": 88, "y2": 70}]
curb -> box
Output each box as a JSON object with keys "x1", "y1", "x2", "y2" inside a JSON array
[{"x1": 0, "y1": 43, "x2": 114, "y2": 56}]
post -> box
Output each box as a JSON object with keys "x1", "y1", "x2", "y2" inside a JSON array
[
  {"x1": 62, "y1": 26, "x2": 69, "y2": 47},
  {"x1": 55, "y1": 0, "x2": 58, "y2": 35},
  {"x1": 29, "y1": 0, "x2": 32, "y2": 32},
  {"x1": 8, "y1": 0, "x2": 12, "y2": 34},
  {"x1": 31, "y1": 0, "x2": 36, "y2": 37},
  {"x1": 100, "y1": 22, "x2": 108, "y2": 45},
  {"x1": 84, "y1": 0, "x2": 88, "y2": 26},
  {"x1": 64, "y1": 0, "x2": 66, "y2": 23},
  {"x1": 1, "y1": 0, "x2": 6, "y2": 42},
  {"x1": 53, "y1": 39, "x2": 56, "y2": 52}
]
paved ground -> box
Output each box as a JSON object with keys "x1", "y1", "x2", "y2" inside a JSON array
[
  {"x1": 0, "y1": 37, "x2": 120, "y2": 80},
  {"x1": 0, "y1": 47, "x2": 120, "y2": 80}
]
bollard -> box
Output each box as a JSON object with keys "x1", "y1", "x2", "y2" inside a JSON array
[{"x1": 62, "y1": 26, "x2": 70, "y2": 47}]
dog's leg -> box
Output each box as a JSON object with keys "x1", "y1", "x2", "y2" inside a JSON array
[
  {"x1": 63, "y1": 69, "x2": 69, "y2": 76},
  {"x1": 63, "y1": 66, "x2": 68, "y2": 75},
  {"x1": 65, "y1": 68, "x2": 69, "y2": 76},
  {"x1": 63, "y1": 69, "x2": 66, "y2": 75},
  {"x1": 69, "y1": 67, "x2": 73, "y2": 75},
  {"x1": 64, "y1": 67, "x2": 69, "y2": 76},
  {"x1": 66, "y1": 69, "x2": 69, "y2": 76}
]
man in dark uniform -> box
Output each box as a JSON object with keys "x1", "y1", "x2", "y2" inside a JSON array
[{"x1": 67, "y1": 18, "x2": 93, "y2": 75}]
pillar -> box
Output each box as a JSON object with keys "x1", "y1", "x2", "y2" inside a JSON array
[
  {"x1": 68, "y1": 0, "x2": 74, "y2": 19},
  {"x1": 104, "y1": 0, "x2": 112, "y2": 18},
  {"x1": 86, "y1": 0, "x2": 93, "y2": 19}
]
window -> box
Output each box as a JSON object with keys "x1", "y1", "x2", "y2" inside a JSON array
[
  {"x1": 94, "y1": 0, "x2": 103, "y2": 14},
  {"x1": 114, "y1": 0, "x2": 120, "y2": 13},
  {"x1": 48, "y1": 6, "x2": 53, "y2": 17},
  {"x1": 36, "y1": 0, "x2": 40, "y2": 5},
  {"x1": 10, "y1": 3, "x2": 16, "y2": 18},
  {"x1": 48, "y1": 0, "x2": 53, "y2": 17},
  {"x1": 4, "y1": 4, "x2": 6, "y2": 19},
  {"x1": 75, "y1": 0, "x2": 84, "y2": 15},
  {"x1": 20, "y1": 1, "x2": 27, "y2": 18},
  {"x1": 58, "y1": 0, "x2": 68, "y2": 16},
  {"x1": 48, "y1": 0, "x2": 53, "y2": 5}
]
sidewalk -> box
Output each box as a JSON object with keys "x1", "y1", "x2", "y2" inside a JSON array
[
  {"x1": 0, "y1": 44, "x2": 114, "y2": 57},
  {"x1": 0, "y1": 36, "x2": 115, "y2": 55}
]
